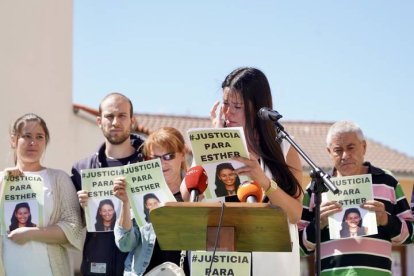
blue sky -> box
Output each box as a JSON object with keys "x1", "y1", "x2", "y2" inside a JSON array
[{"x1": 73, "y1": 1, "x2": 413, "y2": 158}]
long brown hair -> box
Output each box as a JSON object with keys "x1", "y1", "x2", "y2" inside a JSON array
[{"x1": 222, "y1": 67, "x2": 302, "y2": 198}]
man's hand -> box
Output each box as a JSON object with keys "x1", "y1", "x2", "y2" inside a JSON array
[
  {"x1": 320, "y1": 201, "x2": 342, "y2": 229},
  {"x1": 361, "y1": 200, "x2": 388, "y2": 226}
]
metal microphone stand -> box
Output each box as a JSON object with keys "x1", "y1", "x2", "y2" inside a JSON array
[{"x1": 263, "y1": 111, "x2": 339, "y2": 276}]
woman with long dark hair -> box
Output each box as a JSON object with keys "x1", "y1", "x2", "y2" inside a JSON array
[
  {"x1": 214, "y1": 162, "x2": 241, "y2": 197},
  {"x1": 142, "y1": 193, "x2": 160, "y2": 223},
  {"x1": 340, "y1": 208, "x2": 367, "y2": 238},
  {"x1": 9, "y1": 202, "x2": 37, "y2": 232},
  {"x1": 95, "y1": 199, "x2": 116, "y2": 231},
  {"x1": 181, "y1": 67, "x2": 304, "y2": 275},
  {"x1": 218, "y1": 68, "x2": 304, "y2": 275}
]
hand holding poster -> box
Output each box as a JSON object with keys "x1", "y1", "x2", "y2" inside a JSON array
[
  {"x1": 82, "y1": 160, "x2": 176, "y2": 231},
  {"x1": 124, "y1": 159, "x2": 176, "y2": 227},
  {"x1": 81, "y1": 166, "x2": 124, "y2": 232},
  {"x1": 324, "y1": 174, "x2": 377, "y2": 239},
  {"x1": 0, "y1": 173, "x2": 44, "y2": 235},
  {"x1": 188, "y1": 127, "x2": 250, "y2": 200}
]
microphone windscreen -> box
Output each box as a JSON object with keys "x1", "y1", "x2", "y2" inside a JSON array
[
  {"x1": 237, "y1": 180, "x2": 263, "y2": 202},
  {"x1": 257, "y1": 107, "x2": 282, "y2": 121},
  {"x1": 184, "y1": 166, "x2": 208, "y2": 193},
  {"x1": 257, "y1": 107, "x2": 270, "y2": 120}
]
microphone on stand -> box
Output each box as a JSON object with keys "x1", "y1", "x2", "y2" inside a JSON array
[
  {"x1": 237, "y1": 180, "x2": 263, "y2": 203},
  {"x1": 257, "y1": 107, "x2": 283, "y2": 122},
  {"x1": 184, "y1": 165, "x2": 208, "y2": 202}
]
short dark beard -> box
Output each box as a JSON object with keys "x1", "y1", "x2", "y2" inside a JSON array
[{"x1": 103, "y1": 131, "x2": 130, "y2": 145}]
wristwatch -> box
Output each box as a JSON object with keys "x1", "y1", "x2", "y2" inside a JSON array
[{"x1": 265, "y1": 180, "x2": 278, "y2": 197}]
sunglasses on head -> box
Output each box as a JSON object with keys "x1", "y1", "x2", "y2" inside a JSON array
[{"x1": 147, "y1": 152, "x2": 176, "y2": 161}]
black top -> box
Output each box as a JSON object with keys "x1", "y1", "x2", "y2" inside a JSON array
[
  {"x1": 143, "y1": 190, "x2": 190, "y2": 275},
  {"x1": 71, "y1": 134, "x2": 145, "y2": 276}
]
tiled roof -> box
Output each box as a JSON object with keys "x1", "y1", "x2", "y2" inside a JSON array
[
  {"x1": 136, "y1": 113, "x2": 211, "y2": 136},
  {"x1": 284, "y1": 122, "x2": 414, "y2": 176},
  {"x1": 73, "y1": 104, "x2": 414, "y2": 175}
]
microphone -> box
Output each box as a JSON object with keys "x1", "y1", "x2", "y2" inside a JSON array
[
  {"x1": 237, "y1": 180, "x2": 263, "y2": 203},
  {"x1": 257, "y1": 107, "x2": 283, "y2": 122},
  {"x1": 184, "y1": 166, "x2": 208, "y2": 202}
]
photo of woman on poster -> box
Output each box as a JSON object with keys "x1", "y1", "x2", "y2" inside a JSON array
[
  {"x1": 9, "y1": 202, "x2": 37, "y2": 232},
  {"x1": 95, "y1": 199, "x2": 116, "y2": 231},
  {"x1": 143, "y1": 193, "x2": 161, "y2": 223},
  {"x1": 340, "y1": 207, "x2": 368, "y2": 238},
  {"x1": 214, "y1": 162, "x2": 241, "y2": 197}
]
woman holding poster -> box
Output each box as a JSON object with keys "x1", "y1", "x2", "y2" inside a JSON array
[
  {"x1": 114, "y1": 127, "x2": 189, "y2": 275},
  {"x1": 202, "y1": 67, "x2": 304, "y2": 275},
  {"x1": 9, "y1": 202, "x2": 37, "y2": 231},
  {"x1": 0, "y1": 113, "x2": 83, "y2": 276}
]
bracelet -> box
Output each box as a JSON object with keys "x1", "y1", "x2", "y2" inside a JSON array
[{"x1": 265, "y1": 179, "x2": 278, "y2": 197}]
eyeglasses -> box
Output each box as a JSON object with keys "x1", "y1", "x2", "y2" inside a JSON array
[{"x1": 147, "y1": 153, "x2": 176, "y2": 161}]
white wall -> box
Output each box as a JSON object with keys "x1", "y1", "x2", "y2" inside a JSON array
[
  {"x1": 0, "y1": 1, "x2": 106, "y2": 272},
  {"x1": 0, "y1": 0, "x2": 104, "y2": 173}
]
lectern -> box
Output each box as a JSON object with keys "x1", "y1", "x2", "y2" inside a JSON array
[{"x1": 150, "y1": 202, "x2": 291, "y2": 252}]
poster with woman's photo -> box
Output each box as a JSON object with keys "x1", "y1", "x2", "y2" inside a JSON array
[
  {"x1": 81, "y1": 166, "x2": 123, "y2": 232},
  {"x1": 187, "y1": 127, "x2": 251, "y2": 200},
  {"x1": 324, "y1": 174, "x2": 378, "y2": 239},
  {"x1": 0, "y1": 173, "x2": 44, "y2": 235},
  {"x1": 124, "y1": 159, "x2": 176, "y2": 227}
]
